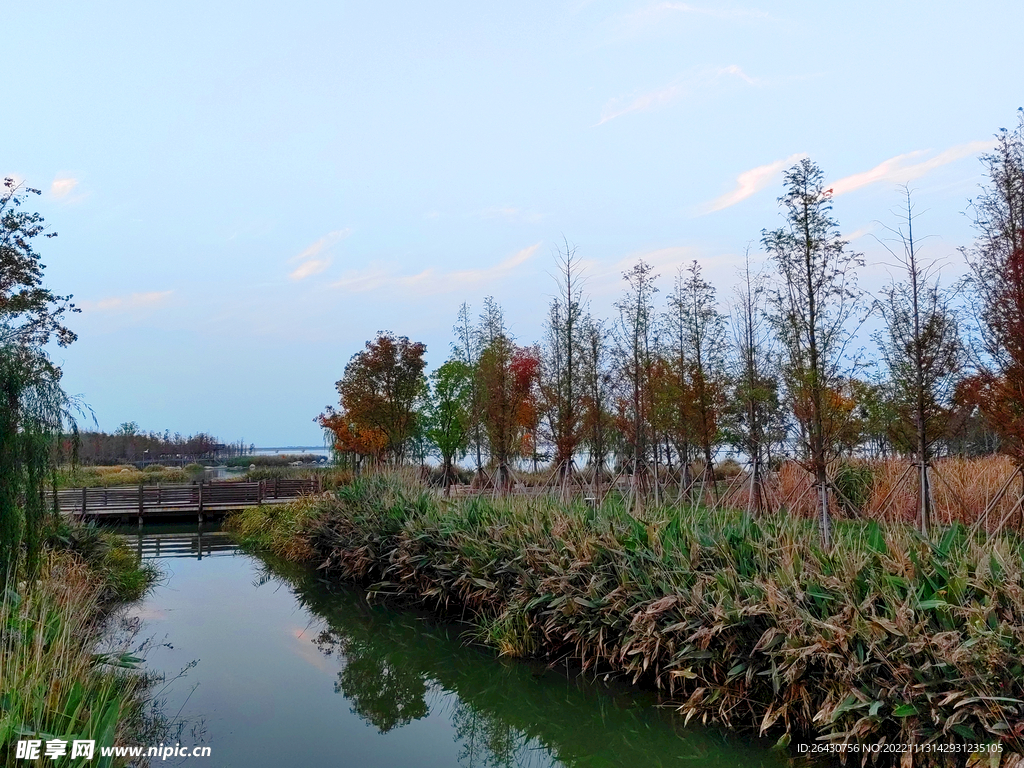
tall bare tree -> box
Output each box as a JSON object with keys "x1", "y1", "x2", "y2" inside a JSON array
[
  {"x1": 763, "y1": 159, "x2": 865, "y2": 548},
  {"x1": 581, "y1": 316, "x2": 614, "y2": 495},
  {"x1": 541, "y1": 239, "x2": 587, "y2": 479},
  {"x1": 727, "y1": 250, "x2": 784, "y2": 515},
  {"x1": 613, "y1": 259, "x2": 659, "y2": 498},
  {"x1": 874, "y1": 187, "x2": 963, "y2": 535},
  {"x1": 670, "y1": 261, "x2": 728, "y2": 489},
  {"x1": 452, "y1": 302, "x2": 486, "y2": 482}
]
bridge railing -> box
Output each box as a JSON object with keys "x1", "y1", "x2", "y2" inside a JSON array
[{"x1": 55, "y1": 478, "x2": 321, "y2": 517}]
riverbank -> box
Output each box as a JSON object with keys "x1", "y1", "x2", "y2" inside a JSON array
[
  {"x1": 1, "y1": 523, "x2": 158, "y2": 766},
  {"x1": 228, "y1": 475, "x2": 1024, "y2": 764}
]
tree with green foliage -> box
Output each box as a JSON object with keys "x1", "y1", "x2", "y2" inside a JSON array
[
  {"x1": 425, "y1": 359, "x2": 473, "y2": 494},
  {"x1": 452, "y1": 302, "x2": 486, "y2": 482},
  {"x1": 580, "y1": 317, "x2": 615, "y2": 493}
]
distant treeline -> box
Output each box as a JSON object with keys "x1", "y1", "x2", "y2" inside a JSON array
[{"x1": 74, "y1": 422, "x2": 256, "y2": 465}]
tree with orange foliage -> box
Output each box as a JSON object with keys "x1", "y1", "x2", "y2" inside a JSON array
[
  {"x1": 318, "y1": 332, "x2": 427, "y2": 470},
  {"x1": 477, "y1": 328, "x2": 540, "y2": 488},
  {"x1": 317, "y1": 410, "x2": 388, "y2": 473}
]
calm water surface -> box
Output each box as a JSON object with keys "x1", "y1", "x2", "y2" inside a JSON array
[{"x1": 122, "y1": 525, "x2": 791, "y2": 768}]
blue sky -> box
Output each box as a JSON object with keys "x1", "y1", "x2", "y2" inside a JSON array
[{"x1": 5, "y1": 0, "x2": 1020, "y2": 445}]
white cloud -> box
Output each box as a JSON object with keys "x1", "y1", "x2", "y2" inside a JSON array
[
  {"x1": 701, "y1": 152, "x2": 806, "y2": 213},
  {"x1": 598, "y1": 65, "x2": 757, "y2": 125},
  {"x1": 831, "y1": 140, "x2": 995, "y2": 197},
  {"x1": 289, "y1": 259, "x2": 331, "y2": 281},
  {"x1": 50, "y1": 176, "x2": 79, "y2": 199},
  {"x1": 288, "y1": 229, "x2": 351, "y2": 281},
  {"x1": 331, "y1": 244, "x2": 541, "y2": 295},
  {"x1": 81, "y1": 291, "x2": 173, "y2": 312},
  {"x1": 843, "y1": 224, "x2": 876, "y2": 242},
  {"x1": 289, "y1": 229, "x2": 351, "y2": 263}
]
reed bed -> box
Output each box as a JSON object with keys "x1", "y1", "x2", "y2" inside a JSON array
[
  {"x1": 54, "y1": 465, "x2": 190, "y2": 489},
  {"x1": 771, "y1": 457, "x2": 1024, "y2": 531},
  {"x1": 229, "y1": 476, "x2": 1024, "y2": 764},
  {"x1": 1, "y1": 532, "x2": 157, "y2": 766}
]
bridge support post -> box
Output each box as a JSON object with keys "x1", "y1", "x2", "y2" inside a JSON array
[
  {"x1": 137, "y1": 484, "x2": 143, "y2": 528},
  {"x1": 198, "y1": 480, "x2": 204, "y2": 524}
]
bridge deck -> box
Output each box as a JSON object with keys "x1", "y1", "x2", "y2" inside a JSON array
[{"x1": 57, "y1": 478, "x2": 320, "y2": 522}]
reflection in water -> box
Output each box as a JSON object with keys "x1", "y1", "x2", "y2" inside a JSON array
[
  {"x1": 129, "y1": 525, "x2": 236, "y2": 560},
  {"x1": 257, "y1": 556, "x2": 786, "y2": 768},
  {"x1": 317, "y1": 627, "x2": 430, "y2": 733}
]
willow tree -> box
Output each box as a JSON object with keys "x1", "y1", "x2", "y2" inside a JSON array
[
  {"x1": 875, "y1": 188, "x2": 963, "y2": 535},
  {"x1": 763, "y1": 159, "x2": 864, "y2": 548},
  {"x1": 1, "y1": 178, "x2": 80, "y2": 575}
]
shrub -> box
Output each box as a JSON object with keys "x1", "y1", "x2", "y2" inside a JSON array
[{"x1": 833, "y1": 460, "x2": 876, "y2": 516}]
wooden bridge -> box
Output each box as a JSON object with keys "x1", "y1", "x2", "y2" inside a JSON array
[{"x1": 57, "y1": 478, "x2": 321, "y2": 524}]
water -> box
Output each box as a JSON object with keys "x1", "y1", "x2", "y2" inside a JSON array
[{"x1": 122, "y1": 525, "x2": 791, "y2": 767}]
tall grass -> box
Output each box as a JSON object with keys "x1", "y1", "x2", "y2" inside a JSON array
[
  {"x1": 1, "y1": 530, "x2": 157, "y2": 766},
  {"x1": 774, "y1": 456, "x2": 1024, "y2": 530},
  {"x1": 230, "y1": 476, "x2": 1024, "y2": 760},
  {"x1": 54, "y1": 465, "x2": 189, "y2": 489}
]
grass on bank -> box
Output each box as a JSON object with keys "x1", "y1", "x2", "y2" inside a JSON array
[
  {"x1": 54, "y1": 465, "x2": 191, "y2": 489},
  {"x1": 229, "y1": 475, "x2": 1024, "y2": 762},
  {"x1": 1, "y1": 524, "x2": 158, "y2": 767}
]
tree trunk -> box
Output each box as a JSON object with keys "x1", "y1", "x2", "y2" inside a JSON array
[{"x1": 817, "y1": 469, "x2": 832, "y2": 549}]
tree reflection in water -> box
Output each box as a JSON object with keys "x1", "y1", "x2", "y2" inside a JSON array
[{"x1": 315, "y1": 627, "x2": 429, "y2": 733}]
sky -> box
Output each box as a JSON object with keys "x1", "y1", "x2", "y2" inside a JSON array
[{"x1": 5, "y1": 0, "x2": 1022, "y2": 446}]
